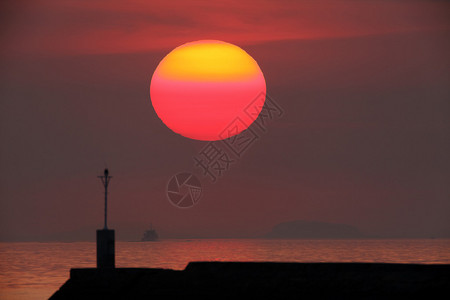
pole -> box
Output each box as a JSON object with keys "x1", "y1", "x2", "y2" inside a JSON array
[
  {"x1": 98, "y1": 169, "x2": 112, "y2": 229},
  {"x1": 104, "y1": 183, "x2": 107, "y2": 229},
  {"x1": 97, "y1": 168, "x2": 115, "y2": 269}
]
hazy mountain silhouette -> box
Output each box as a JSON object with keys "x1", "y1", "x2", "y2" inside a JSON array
[{"x1": 264, "y1": 220, "x2": 367, "y2": 239}]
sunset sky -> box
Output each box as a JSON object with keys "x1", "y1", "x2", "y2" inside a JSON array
[{"x1": 1, "y1": 0, "x2": 449, "y2": 241}]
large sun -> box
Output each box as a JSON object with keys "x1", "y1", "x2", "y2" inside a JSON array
[{"x1": 150, "y1": 40, "x2": 266, "y2": 141}]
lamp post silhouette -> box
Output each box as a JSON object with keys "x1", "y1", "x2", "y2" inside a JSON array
[
  {"x1": 98, "y1": 169, "x2": 112, "y2": 229},
  {"x1": 96, "y1": 168, "x2": 115, "y2": 269}
]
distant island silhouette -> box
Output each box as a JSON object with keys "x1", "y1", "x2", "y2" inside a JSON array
[{"x1": 264, "y1": 220, "x2": 367, "y2": 239}]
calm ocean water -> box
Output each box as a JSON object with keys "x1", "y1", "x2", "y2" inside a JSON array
[{"x1": 0, "y1": 239, "x2": 449, "y2": 300}]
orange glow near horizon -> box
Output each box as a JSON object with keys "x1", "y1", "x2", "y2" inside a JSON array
[{"x1": 150, "y1": 40, "x2": 266, "y2": 141}]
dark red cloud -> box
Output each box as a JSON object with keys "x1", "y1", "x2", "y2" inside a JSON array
[{"x1": 2, "y1": 0, "x2": 449, "y2": 56}]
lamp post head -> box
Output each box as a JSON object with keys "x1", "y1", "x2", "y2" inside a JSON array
[{"x1": 104, "y1": 169, "x2": 109, "y2": 177}]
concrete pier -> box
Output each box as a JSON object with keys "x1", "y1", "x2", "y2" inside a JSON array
[{"x1": 50, "y1": 262, "x2": 449, "y2": 299}]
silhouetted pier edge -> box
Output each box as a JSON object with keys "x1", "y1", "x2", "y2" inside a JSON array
[{"x1": 50, "y1": 262, "x2": 449, "y2": 299}]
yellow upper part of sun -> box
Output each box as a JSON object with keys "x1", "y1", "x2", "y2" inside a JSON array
[{"x1": 156, "y1": 40, "x2": 261, "y2": 82}]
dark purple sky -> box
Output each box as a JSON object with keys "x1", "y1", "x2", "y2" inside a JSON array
[{"x1": 1, "y1": 0, "x2": 449, "y2": 241}]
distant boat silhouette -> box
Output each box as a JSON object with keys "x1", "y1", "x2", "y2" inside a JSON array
[{"x1": 141, "y1": 224, "x2": 159, "y2": 241}]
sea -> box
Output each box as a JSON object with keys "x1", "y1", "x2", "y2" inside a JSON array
[{"x1": 1, "y1": 239, "x2": 449, "y2": 300}]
